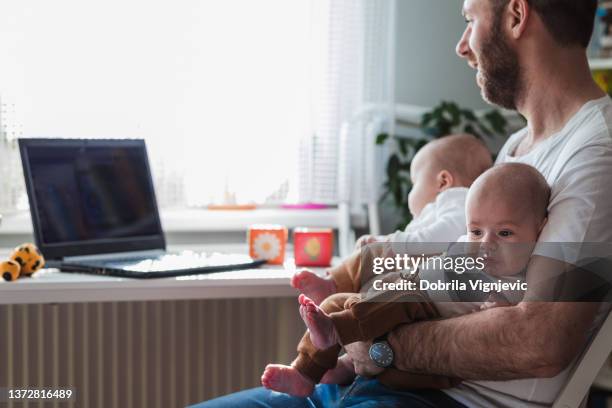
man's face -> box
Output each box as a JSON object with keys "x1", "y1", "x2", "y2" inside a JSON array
[{"x1": 456, "y1": 0, "x2": 522, "y2": 110}]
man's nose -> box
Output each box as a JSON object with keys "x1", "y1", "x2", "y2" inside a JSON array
[{"x1": 456, "y1": 26, "x2": 471, "y2": 59}]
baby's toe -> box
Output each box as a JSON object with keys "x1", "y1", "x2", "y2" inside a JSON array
[
  {"x1": 304, "y1": 303, "x2": 317, "y2": 313},
  {"x1": 299, "y1": 304, "x2": 307, "y2": 319},
  {"x1": 302, "y1": 296, "x2": 316, "y2": 307}
]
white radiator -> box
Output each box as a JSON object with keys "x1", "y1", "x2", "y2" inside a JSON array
[{"x1": 0, "y1": 298, "x2": 303, "y2": 408}]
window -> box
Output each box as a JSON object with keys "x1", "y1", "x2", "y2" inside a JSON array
[{"x1": 0, "y1": 0, "x2": 395, "y2": 212}]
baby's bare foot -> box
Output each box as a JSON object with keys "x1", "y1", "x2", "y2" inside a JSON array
[
  {"x1": 291, "y1": 269, "x2": 337, "y2": 304},
  {"x1": 261, "y1": 364, "x2": 314, "y2": 397},
  {"x1": 298, "y1": 294, "x2": 339, "y2": 350},
  {"x1": 320, "y1": 355, "x2": 356, "y2": 385}
]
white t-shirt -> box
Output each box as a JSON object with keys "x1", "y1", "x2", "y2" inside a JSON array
[
  {"x1": 388, "y1": 187, "x2": 468, "y2": 243},
  {"x1": 444, "y1": 96, "x2": 612, "y2": 407}
]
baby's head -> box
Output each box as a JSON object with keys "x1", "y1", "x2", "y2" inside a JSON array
[
  {"x1": 408, "y1": 134, "x2": 492, "y2": 217},
  {"x1": 466, "y1": 163, "x2": 550, "y2": 276}
]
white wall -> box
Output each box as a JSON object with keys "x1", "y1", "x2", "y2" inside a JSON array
[{"x1": 395, "y1": 0, "x2": 488, "y2": 109}]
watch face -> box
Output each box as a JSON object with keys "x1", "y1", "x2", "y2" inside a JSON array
[{"x1": 369, "y1": 341, "x2": 394, "y2": 368}]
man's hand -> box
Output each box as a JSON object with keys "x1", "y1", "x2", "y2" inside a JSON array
[{"x1": 343, "y1": 340, "x2": 385, "y2": 377}]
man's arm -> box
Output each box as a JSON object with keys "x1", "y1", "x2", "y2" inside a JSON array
[
  {"x1": 386, "y1": 255, "x2": 601, "y2": 380},
  {"x1": 387, "y1": 300, "x2": 599, "y2": 380},
  {"x1": 344, "y1": 256, "x2": 603, "y2": 380}
]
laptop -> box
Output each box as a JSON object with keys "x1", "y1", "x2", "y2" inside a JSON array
[{"x1": 18, "y1": 138, "x2": 266, "y2": 278}]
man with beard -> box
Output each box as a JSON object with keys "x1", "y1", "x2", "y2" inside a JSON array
[{"x1": 191, "y1": 0, "x2": 612, "y2": 406}]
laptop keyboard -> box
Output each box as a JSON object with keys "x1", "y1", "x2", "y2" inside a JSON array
[{"x1": 85, "y1": 252, "x2": 258, "y2": 273}]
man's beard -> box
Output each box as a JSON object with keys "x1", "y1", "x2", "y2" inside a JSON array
[{"x1": 478, "y1": 25, "x2": 522, "y2": 110}]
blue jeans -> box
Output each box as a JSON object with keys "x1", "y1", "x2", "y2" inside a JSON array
[{"x1": 188, "y1": 376, "x2": 466, "y2": 408}]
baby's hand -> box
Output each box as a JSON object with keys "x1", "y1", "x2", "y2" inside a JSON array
[
  {"x1": 355, "y1": 235, "x2": 379, "y2": 249},
  {"x1": 480, "y1": 292, "x2": 511, "y2": 310}
]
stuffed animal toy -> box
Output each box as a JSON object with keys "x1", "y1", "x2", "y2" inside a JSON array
[
  {"x1": 1, "y1": 243, "x2": 45, "y2": 281},
  {"x1": 1, "y1": 260, "x2": 21, "y2": 282}
]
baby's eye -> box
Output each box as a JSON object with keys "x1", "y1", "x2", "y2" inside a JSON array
[
  {"x1": 499, "y1": 230, "x2": 513, "y2": 237},
  {"x1": 470, "y1": 229, "x2": 482, "y2": 237}
]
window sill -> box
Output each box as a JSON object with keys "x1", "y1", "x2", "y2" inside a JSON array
[
  {"x1": 0, "y1": 242, "x2": 344, "y2": 304},
  {"x1": 0, "y1": 208, "x2": 367, "y2": 235}
]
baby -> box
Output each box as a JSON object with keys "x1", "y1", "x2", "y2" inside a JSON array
[
  {"x1": 260, "y1": 134, "x2": 491, "y2": 394},
  {"x1": 261, "y1": 162, "x2": 550, "y2": 396},
  {"x1": 292, "y1": 133, "x2": 493, "y2": 304}
]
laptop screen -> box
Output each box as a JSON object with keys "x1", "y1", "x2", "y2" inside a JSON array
[{"x1": 19, "y1": 139, "x2": 166, "y2": 259}]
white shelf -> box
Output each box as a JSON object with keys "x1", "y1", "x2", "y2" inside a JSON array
[{"x1": 589, "y1": 58, "x2": 612, "y2": 70}]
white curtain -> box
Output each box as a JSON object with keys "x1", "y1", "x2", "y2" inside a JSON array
[
  {"x1": 299, "y1": 0, "x2": 396, "y2": 207},
  {"x1": 0, "y1": 0, "x2": 396, "y2": 212}
]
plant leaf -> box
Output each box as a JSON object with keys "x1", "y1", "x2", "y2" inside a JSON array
[
  {"x1": 447, "y1": 102, "x2": 461, "y2": 126},
  {"x1": 398, "y1": 139, "x2": 408, "y2": 156},
  {"x1": 484, "y1": 110, "x2": 509, "y2": 135},
  {"x1": 420, "y1": 113, "x2": 433, "y2": 127},
  {"x1": 476, "y1": 122, "x2": 494, "y2": 138},
  {"x1": 415, "y1": 139, "x2": 428, "y2": 151},
  {"x1": 461, "y1": 109, "x2": 477, "y2": 121},
  {"x1": 393, "y1": 182, "x2": 404, "y2": 207},
  {"x1": 375, "y1": 133, "x2": 389, "y2": 145},
  {"x1": 387, "y1": 154, "x2": 401, "y2": 179}
]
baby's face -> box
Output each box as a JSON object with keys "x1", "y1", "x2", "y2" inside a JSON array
[
  {"x1": 466, "y1": 195, "x2": 543, "y2": 277},
  {"x1": 408, "y1": 149, "x2": 439, "y2": 217}
]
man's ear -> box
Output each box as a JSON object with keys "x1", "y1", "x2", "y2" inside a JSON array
[
  {"x1": 437, "y1": 170, "x2": 454, "y2": 192},
  {"x1": 506, "y1": 0, "x2": 530, "y2": 40}
]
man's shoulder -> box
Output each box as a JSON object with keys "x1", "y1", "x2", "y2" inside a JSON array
[
  {"x1": 547, "y1": 97, "x2": 612, "y2": 168},
  {"x1": 567, "y1": 96, "x2": 612, "y2": 146}
]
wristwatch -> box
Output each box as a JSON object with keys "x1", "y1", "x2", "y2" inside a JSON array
[{"x1": 369, "y1": 337, "x2": 394, "y2": 368}]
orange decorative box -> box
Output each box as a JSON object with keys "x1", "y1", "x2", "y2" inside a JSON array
[
  {"x1": 293, "y1": 228, "x2": 333, "y2": 267},
  {"x1": 248, "y1": 225, "x2": 288, "y2": 265}
]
